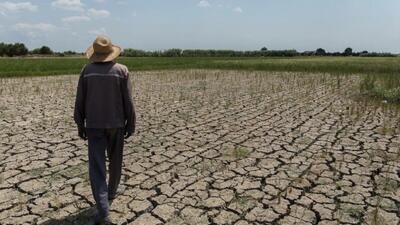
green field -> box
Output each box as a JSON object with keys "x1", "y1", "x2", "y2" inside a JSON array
[
  {"x1": 1, "y1": 56, "x2": 399, "y2": 102},
  {"x1": 0, "y1": 56, "x2": 399, "y2": 77}
]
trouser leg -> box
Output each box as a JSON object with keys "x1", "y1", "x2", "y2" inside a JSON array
[
  {"x1": 106, "y1": 128, "x2": 125, "y2": 198},
  {"x1": 87, "y1": 128, "x2": 109, "y2": 217}
]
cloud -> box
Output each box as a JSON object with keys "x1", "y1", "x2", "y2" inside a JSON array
[
  {"x1": 88, "y1": 27, "x2": 106, "y2": 36},
  {"x1": 13, "y1": 22, "x2": 56, "y2": 37},
  {"x1": 233, "y1": 6, "x2": 243, "y2": 13},
  {"x1": 0, "y1": 1, "x2": 37, "y2": 15},
  {"x1": 116, "y1": 1, "x2": 127, "y2": 5},
  {"x1": 62, "y1": 15, "x2": 90, "y2": 23},
  {"x1": 14, "y1": 22, "x2": 55, "y2": 32},
  {"x1": 52, "y1": 0, "x2": 84, "y2": 11},
  {"x1": 197, "y1": 0, "x2": 210, "y2": 8},
  {"x1": 87, "y1": 8, "x2": 110, "y2": 18}
]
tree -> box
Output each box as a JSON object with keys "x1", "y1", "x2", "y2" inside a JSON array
[
  {"x1": 39, "y1": 46, "x2": 53, "y2": 55},
  {"x1": 63, "y1": 50, "x2": 78, "y2": 55},
  {"x1": 343, "y1": 47, "x2": 353, "y2": 56},
  {"x1": 315, "y1": 48, "x2": 326, "y2": 56},
  {"x1": 261, "y1": 47, "x2": 268, "y2": 51},
  {"x1": 162, "y1": 49, "x2": 182, "y2": 57},
  {"x1": 0, "y1": 43, "x2": 5, "y2": 56},
  {"x1": 0, "y1": 42, "x2": 28, "y2": 56},
  {"x1": 122, "y1": 48, "x2": 148, "y2": 57},
  {"x1": 4, "y1": 44, "x2": 14, "y2": 56},
  {"x1": 32, "y1": 46, "x2": 53, "y2": 55},
  {"x1": 13, "y1": 43, "x2": 28, "y2": 56},
  {"x1": 31, "y1": 46, "x2": 52, "y2": 55}
]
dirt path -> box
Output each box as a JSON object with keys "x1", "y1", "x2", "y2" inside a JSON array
[{"x1": 0, "y1": 70, "x2": 399, "y2": 225}]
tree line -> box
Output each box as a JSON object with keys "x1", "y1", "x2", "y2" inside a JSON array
[
  {"x1": 0, "y1": 42, "x2": 396, "y2": 57},
  {"x1": 0, "y1": 42, "x2": 77, "y2": 57},
  {"x1": 122, "y1": 47, "x2": 396, "y2": 57}
]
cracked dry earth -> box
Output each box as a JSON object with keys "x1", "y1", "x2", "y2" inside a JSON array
[{"x1": 0, "y1": 70, "x2": 399, "y2": 225}]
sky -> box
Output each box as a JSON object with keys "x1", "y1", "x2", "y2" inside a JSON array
[{"x1": 0, "y1": 0, "x2": 399, "y2": 53}]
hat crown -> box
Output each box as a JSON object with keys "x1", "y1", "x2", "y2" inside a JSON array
[
  {"x1": 93, "y1": 36, "x2": 113, "y2": 54},
  {"x1": 85, "y1": 35, "x2": 121, "y2": 62}
]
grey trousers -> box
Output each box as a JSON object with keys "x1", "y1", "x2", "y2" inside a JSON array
[{"x1": 86, "y1": 128, "x2": 124, "y2": 217}]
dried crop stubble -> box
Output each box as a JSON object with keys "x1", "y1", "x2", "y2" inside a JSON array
[{"x1": 0, "y1": 70, "x2": 399, "y2": 225}]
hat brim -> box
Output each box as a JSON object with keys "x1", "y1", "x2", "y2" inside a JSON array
[{"x1": 85, "y1": 45, "x2": 122, "y2": 62}]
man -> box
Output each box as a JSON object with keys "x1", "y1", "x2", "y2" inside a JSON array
[{"x1": 74, "y1": 36, "x2": 136, "y2": 225}]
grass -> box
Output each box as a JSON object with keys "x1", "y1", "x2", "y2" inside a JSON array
[
  {"x1": 0, "y1": 56, "x2": 399, "y2": 78},
  {"x1": 1, "y1": 56, "x2": 399, "y2": 102},
  {"x1": 232, "y1": 147, "x2": 250, "y2": 159},
  {"x1": 360, "y1": 73, "x2": 400, "y2": 103}
]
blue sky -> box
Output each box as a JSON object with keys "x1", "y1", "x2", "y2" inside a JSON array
[{"x1": 0, "y1": 0, "x2": 399, "y2": 53}]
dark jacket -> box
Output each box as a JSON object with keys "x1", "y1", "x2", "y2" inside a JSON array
[{"x1": 74, "y1": 62, "x2": 136, "y2": 133}]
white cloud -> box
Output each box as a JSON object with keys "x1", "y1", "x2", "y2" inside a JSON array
[
  {"x1": 88, "y1": 27, "x2": 106, "y2": 36},
  {"x1": 87, "y1": 8, "x2": 110, "y2": 18},
  {"x1": 94, "y1": 0, "x2": 106, "y2": 2},
  {"x1": 116, "y1": 1, "x2": 127, "y2": 5},
  {"x1": 14, "y1": 22, "x2": 56, "y2": 37},
  {"x1": 0, "y1": 1, "x2": 37, "y2": 15},
  {"x1": 197, "y1": 0, "x2": 210, "y2": 8},
  {"x1": 14, "y1": 22, "x2": 55, "y2": 32},
  {"x1": 233, "y1": 6, "x2": 243, "y2": 13},
  {"x1": 62, "y1": 15, "x2": 90, "y2": 23},
  {"x1": 52, "y1": 0, "x2": 84, "y2": 11}
]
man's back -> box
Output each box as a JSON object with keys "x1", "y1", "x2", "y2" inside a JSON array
[{"x1": 74, "y1": 61, "x2": 135, "y2": 130}]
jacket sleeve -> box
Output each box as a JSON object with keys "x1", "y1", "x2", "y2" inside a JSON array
[
  {"x1": 122, "y1": 69, "x2": 136, "y2": 133},
  {"x1": 74, "y1": 67, "x2": 86, "y2": 127}
]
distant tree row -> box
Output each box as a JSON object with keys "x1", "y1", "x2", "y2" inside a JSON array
[
  {"x1": 0, "y1": 43, "x2": 29, "y2": 57},
  {"x1": 122, "y1": 47, "x2": 396, "y2": 57},
  {"x1": 123, "y1": 48, "x2": 300, "y2": 57},
  {"x1": 304, "y1": 47, "x2": 394, "y2": 57},
  {"x1": 0, "y1": 42, "x2": 80, "y2": 57},
  {"x1": 0, "y1": 42, "x2": 396, "y2": 58}
]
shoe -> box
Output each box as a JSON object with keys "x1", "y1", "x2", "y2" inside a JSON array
[
  {"x1": 103, "y1": 217, "x2": 115, "y2": 225},
  {"x1": 93, "y1": 214, "x2": 115, "y2": 225},
  {"x1": 108, "y1": 184, "x2": 126, "y2": 201}
]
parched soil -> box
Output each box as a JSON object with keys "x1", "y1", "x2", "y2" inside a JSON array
[{"x1": 0, "y1": 70, "x2": 399, "y2": 225}]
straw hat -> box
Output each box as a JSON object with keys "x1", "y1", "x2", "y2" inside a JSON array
[{"x1": 85, "y1": 36, "x2": 121, "y2": 62}]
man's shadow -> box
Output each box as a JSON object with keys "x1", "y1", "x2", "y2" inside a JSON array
[{"x1": 39, "y1": 207, "x2": 96, "y2": 225}]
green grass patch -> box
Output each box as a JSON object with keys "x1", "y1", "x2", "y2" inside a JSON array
[
  {"x1": 2, "y1": 56, "x2": 399, "y2": 103},
  {"x1": 0, "y1": 56, "x2": 399, "y2": 78},
  {"x1": 232, "y1": 147, "x2": 250, "y2": 159},
  {"x1": 360, "y1": 73, "x2": 400, "y2": 103}
]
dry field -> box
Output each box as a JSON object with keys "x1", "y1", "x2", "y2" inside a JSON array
[{"x1": 0, "y1": 70, "x2": 399, "y2": 225}]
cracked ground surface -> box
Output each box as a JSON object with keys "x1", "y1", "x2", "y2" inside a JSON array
[{"x1": 0, "y1": 70, "x2": 399, "y2": 225}]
